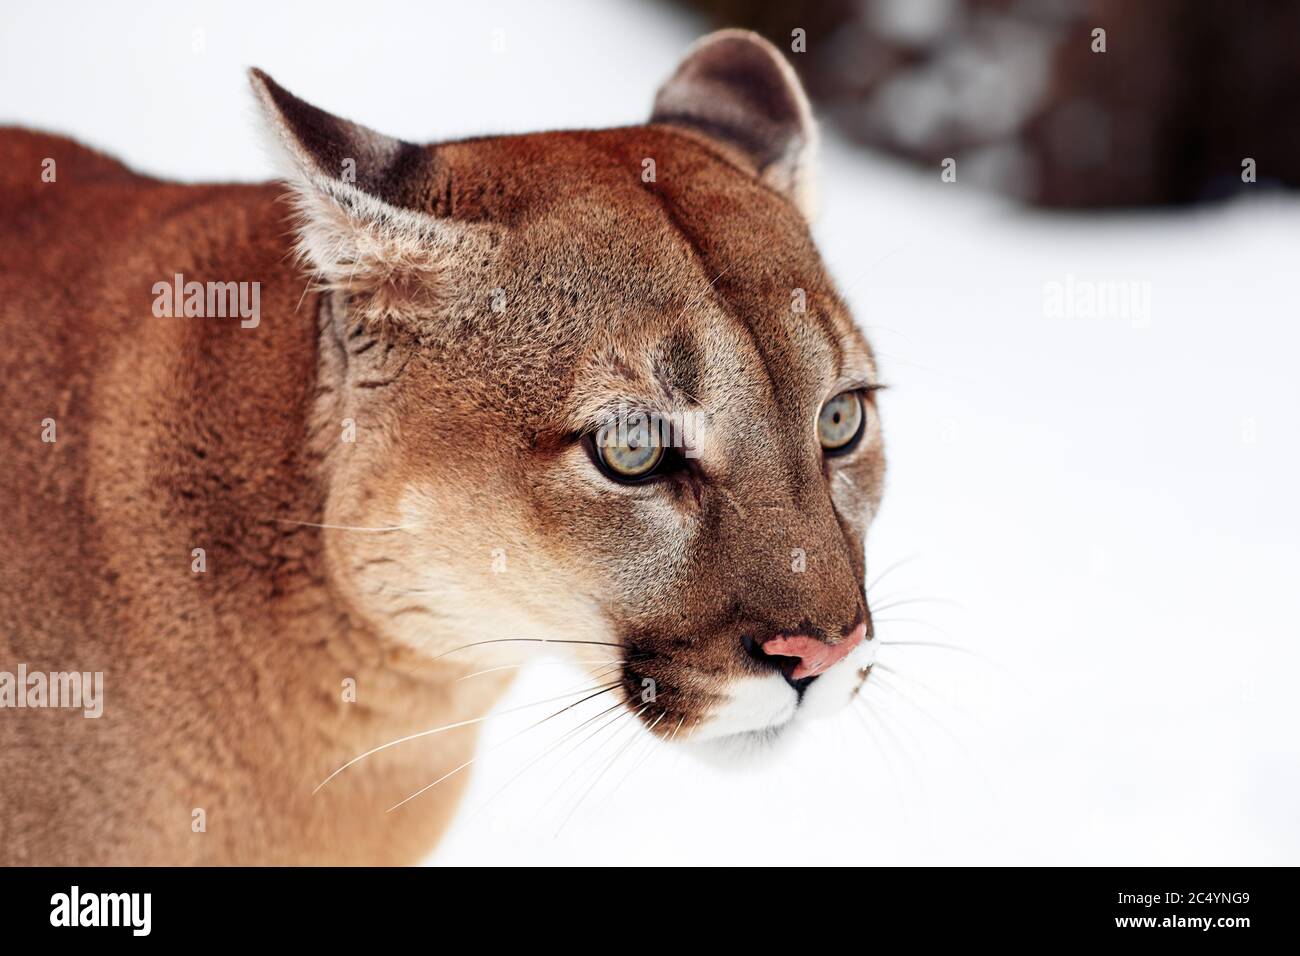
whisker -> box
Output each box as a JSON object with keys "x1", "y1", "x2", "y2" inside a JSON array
[
  {"x1": 865, "y1": 554, "x2": 920, "y2": 597},
  {"x1": 668, "y1": 715, "x2": 686, "y2": 743},
  {"x1": 455, "y1": 659, "x2": 619, "y2": 682},
  {"x1": 676, "y1": 266, "x2": 730, "y2": 323},
  {"x1": 373, "y1": 585, "x2": 444, "y2": 597},
  {"x1": 873, "y1": 661, "x2": 983, "y2": 727},
  {"x1": 870, "y1": 595, "x2": 961, "y2": 615},
  {"x1": 549, "y1": 704, "x2": 636, "y2": 772},
  {"x1": 856, "y1": 689, "x2": 922, "y2": 785},
  {"x1": 599, "y1": 708, "x2": 667, "y2": 808},
  {"x1": 268, "y1": 518, "x2": 416, "y2": 533},
  {"x1": 870, "y1": 670, "x2": 970, "y2": 757},
  {"x1": 294, "y1": 274, "x2": 312, "y2": 313},
  {"x1": 868, "y1": 671, "x2": 999, "y2": 800},
  {"x1": 555, "y1": 705, "x2": 650, "y2": 835},
  {"x1": 558, "y1": 661, "x2": 630, "y2": 695},
  {"x1": 872, "y1": 616, "x2": 960, "y2": 640},
  {"x1": 836, "y1": 239, "x2": 917, "y2": 298},
  {"x1": 878, "y1": 638, "x2": 990, "y2": 663},
  {"x1": 850, "y1": 698, "x2": 906, "y2": 813},
  {"x1": 313, "y1": 681, "x2": 620, "y2": 794},
  {"x1": 424, "y1": 637, "x2": 626, "y2": 665},
  {"x1": 531, "y1": 706, "x2": 640, "y2": 823},
  {"x1": 863, "y1": 686, "x2": 925, "y2": 764},
  {"x1": 385, "y1": 685, "x2": 622, "y2": 812},
  {"x1": 464, "y1": 699, "x2": 628, "y2": 822},
  {"x1": 559, "y1": 704, "x2": 645, "y2": 786}
]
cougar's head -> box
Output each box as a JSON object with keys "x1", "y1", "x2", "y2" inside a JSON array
[{"x1": 253, "y1": 30, "x2": 884, "y2": 751}]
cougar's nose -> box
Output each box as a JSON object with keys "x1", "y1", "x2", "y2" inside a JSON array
[{"x1": 745, "y1": 623, "x2": 867, "y2": 686}]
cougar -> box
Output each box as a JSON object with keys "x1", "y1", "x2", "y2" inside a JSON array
[{"x1": 0, "y1": 30, "x2": 885, "y2": 865}]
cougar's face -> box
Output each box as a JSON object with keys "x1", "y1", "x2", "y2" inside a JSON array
[
  {"x1": 325, "y1": 130, "x2": 883, "y2": 751},
  {"x1": 255, "y1": 31, "x2": 885, "y2": 751},
  {"x1": 541, "y1": 241, "x2": 885, "y2": 748}
]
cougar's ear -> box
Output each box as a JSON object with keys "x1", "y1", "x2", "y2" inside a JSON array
[
  {"x1": 651, "y1": 29, "x2": 819, "y2": 218},
  {"x1": 249, "y1": 68, "x2": 477, "y2": 322}
]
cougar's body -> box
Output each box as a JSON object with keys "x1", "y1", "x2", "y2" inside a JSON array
[
  {"x1": 0, "y1": 129, "x2": 497, "y2": 864},
  {"x1": 0, "y1": 32, "x2": 887, "y2": 865}
]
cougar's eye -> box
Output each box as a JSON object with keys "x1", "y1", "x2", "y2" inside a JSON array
[
  {"x1": 592, "y1": 423, "x2": 665, "y2": 481},
  {"x1": 817, "y1": 391, "x2": 865, "y2": 454}
]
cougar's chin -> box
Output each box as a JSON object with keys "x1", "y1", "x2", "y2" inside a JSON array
[
  {"x1": 690, "y1": 673, "x2": 798, "y2": 742},
  {"x1": 684, "y1": 724, "x2": 800, "y2": 768},
  {"x1": 672, "y1": 636, "x2": 879, "y2": 765}
]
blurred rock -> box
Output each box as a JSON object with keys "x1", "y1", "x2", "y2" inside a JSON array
[{"x1": 678, "y1": 0, "x2": 1300, "y2": 206}]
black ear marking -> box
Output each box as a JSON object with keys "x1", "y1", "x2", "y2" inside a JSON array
[
  {"x1": 248, "y1": 67, "x2": 434, "y2": 210},
  {"x1": 651, "y1": 30, "x2": 818, "y2": 216},
  {"x1": 246, "y1": 69, "x2": 491, "y2": 322}
]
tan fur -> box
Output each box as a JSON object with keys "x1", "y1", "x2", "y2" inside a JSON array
[{"x1": 0, "y1": 32, "x2": 883, "y2": 865}]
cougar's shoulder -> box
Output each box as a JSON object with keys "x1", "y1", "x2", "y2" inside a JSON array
[{"x1": 0, "y1": 127, "x2": 141, "y2": 187}]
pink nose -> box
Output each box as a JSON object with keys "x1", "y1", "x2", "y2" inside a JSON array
[{"x1": 762, "y1": 623, "x2": 867, "y2": 680}]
